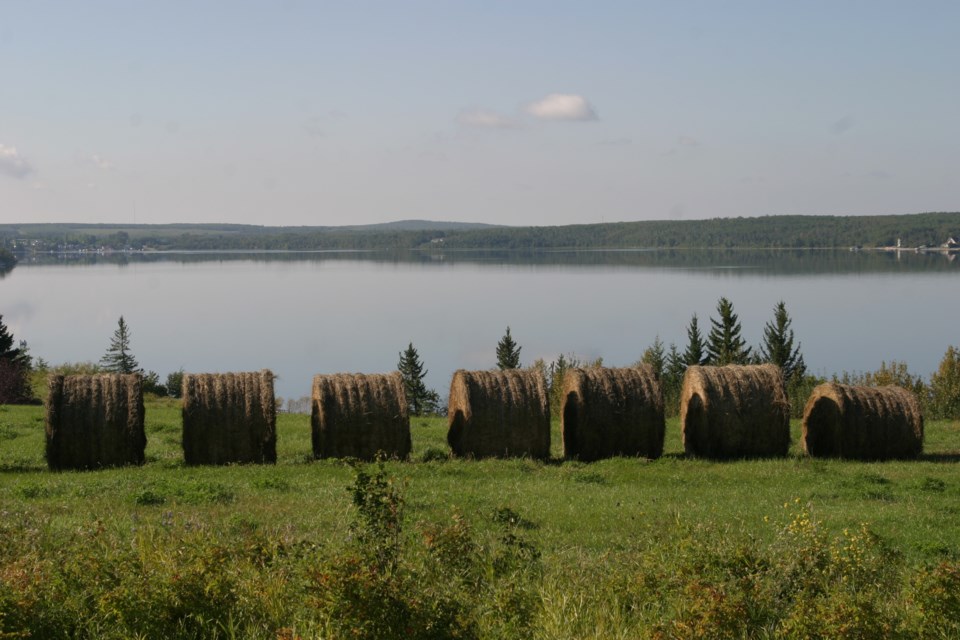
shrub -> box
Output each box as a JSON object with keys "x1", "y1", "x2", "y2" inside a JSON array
[{"x1": 929, "y1": 346, "x2": 960, "y2": 420}]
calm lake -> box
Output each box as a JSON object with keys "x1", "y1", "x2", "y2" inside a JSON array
[{"x1": 2, "y1": 249, "x2": 958, "y2": 402}]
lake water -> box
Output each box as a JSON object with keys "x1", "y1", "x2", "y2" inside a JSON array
[{"x1": 2, "y1": 249, "x2": 958, "y2": 402}]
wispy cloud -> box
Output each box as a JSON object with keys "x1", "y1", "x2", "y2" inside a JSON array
[
  {"x1": 526, "y1": 93, "x2": 597, "y2": 121},
  {"x1": 457, "y1": 108, "x2": 520, "y2": 129},
  {"x1": 0, "y1": 144, "x2": 34, "y2": 179},
  {"x1": 830, "y1": 115, "x2": 854, "y2": 135},
  {"x1": 90, "y1": 154, "x2": 114, "y2": 170},
  {"x1": 677, "y1": 135, "x2": 699, "y2": 147}
]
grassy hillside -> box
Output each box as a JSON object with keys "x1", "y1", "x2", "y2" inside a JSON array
[{"x1": 1, "y1": 399, "x2": 959, "y2": 638}]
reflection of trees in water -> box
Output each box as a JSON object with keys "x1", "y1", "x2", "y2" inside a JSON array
[{"x1": 13, "y1": 248, "x2": 960, "y2": 276}]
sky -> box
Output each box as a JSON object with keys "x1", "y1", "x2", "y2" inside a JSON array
[{"x1": 2, "y1": 0, "x2": 959, "y2": 227}]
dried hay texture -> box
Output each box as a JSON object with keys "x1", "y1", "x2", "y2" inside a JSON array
[
  {"x1": 447, "y1": 369, "x2": 550, "y2": 459},
  {"x1": 802, "y1": 383, "x2": 923, "y2": 460},
  {"x1": 181, "y1": 370, "x2": 277, "y2": 465},
  {"x1": 311, "y1": 372, "x2": 411, "y2": 460},
  {"x1": 45, "y1": 373, "x2": 146, "y2": 470},
  {"x1": 561, "y1": 365, "x2": 665, "y2": 461},
  {"x1": 680, "y1": 364, "x2": 790, "y2": 459}
]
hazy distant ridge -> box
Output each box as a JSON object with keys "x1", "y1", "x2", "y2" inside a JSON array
[{"x1": 2, "y1": 212, "x2": 958, "y2": 251}]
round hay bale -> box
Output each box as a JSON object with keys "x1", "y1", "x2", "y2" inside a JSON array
[
  {"x1": 182, "y1": 370, "x2": 276, "y2": 465},
  {"x1": 45, "y1": 373, "x2": 146, "y2": 471},
  {"x1": 680, "y1": 364, "x2": 790, "y2": 459},
  {"x1": 312, "y1": 372, "x2": 411, "y2": 460},
  {"x1": 561, "y1": 365, "x2": 665, "y2": 461},
  {"x1": 802, "y1": 383, "x2": 923, "y2": 460},
  {"x1": 447, "y1": 369, "x2": 550, "y2": 459}
]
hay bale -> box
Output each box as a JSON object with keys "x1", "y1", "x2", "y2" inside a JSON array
[
  {"x1": 312, "y1": 372, "x2": 411, "y2": 460},
  {"x1": 447, "y1": 369, "x2": 550, "y2": 459},
  {"x1": 45, "y1": 373, "x2": 146, "y2": 470},
  {"x1": 802, "y1": 383, "x2": 923, "y2": 460},
  {"x1": 680, "y1": 364, "x2": 790, "y2": 459},
  {"x1": 561, "y1": 366, "x2": 665, "y2": 461},
  {"x1": 181, "y1": 370, "x2": 276, "y2": 465}
]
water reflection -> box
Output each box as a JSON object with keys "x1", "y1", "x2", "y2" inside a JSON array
[
  {"x1": 14, "y1": 247, "x2": 960, "y2": 275},
  {"x1": 2, "y1": 249, "x2": 958, "y2": 401}
]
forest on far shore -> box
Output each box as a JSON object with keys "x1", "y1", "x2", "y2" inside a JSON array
[{"x1": 1, "y1": 211, "x2": 958, "y2": 254}]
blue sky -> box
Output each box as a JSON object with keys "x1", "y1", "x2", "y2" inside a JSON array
[{"x1": 2, "y1": 1, "x2": 958, "y2": 226}]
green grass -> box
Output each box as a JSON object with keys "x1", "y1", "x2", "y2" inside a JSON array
[{"x1": 1, "y1": 399, "x2": 959, "y2": 638}]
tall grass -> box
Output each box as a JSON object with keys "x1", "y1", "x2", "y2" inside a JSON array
[{"x1": 0, "y1": 400, "x2": 959, "y2": 637}]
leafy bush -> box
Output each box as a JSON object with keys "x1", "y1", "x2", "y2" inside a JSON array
[{"x1": 929, "y1": 346, "x2": 960, "y2": 420}]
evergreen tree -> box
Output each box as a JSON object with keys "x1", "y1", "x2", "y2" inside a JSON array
[
  {"x1": 641, "y1": 335, "x2": 666, "y2": 379},
  {"x1": 100, "y1": 316, "x2": 141, "y2": 374},
  {"x1": 0, "y1": 314, "x2": 29, "y2": 402},
  {"x1": 665, "y1": 343, "x2": 685, "y2": 388},
  {"x1": 706, "y1": 298, "x2": 751, "y2": 365},
  {"x1": 759, "y1": 301, "x2": 806, "y2": 381},
  {"x1": 397, "y1": 342, "x2": 439, "y2": 416},
  {"x1": 496, "y1": 327, "x2": 521, "y2": 370},
  {"x1": 682, "y1": 314, "x2": 707, "y2": 367},
  {"x1": 0, "y1": 314, "x2": 26, "y2": 366}
]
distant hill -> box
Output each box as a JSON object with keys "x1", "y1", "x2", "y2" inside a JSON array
[
  {"x1": 0, "y1": 219, "x2": 499, "y2": 238},
  {"x1": 335, "y1": 220, "x2": 501, "y2": 232},
  {"x1": 1, "y1": 212, "x2": 958, "y2": 252}
]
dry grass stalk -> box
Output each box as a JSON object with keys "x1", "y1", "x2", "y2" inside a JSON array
[
  {"x1": 447, "y1": 368, "x2": 550, "y2": 459},
  {"x1": 311, "y1": 372, "x2": 411, "y2": 460},
  {"x1": 181, "y1": 370, "x2": 276, "y2": 465},
  {"x1": 561, "y1": 365, "x2": 665, "y2": 461},
  {"x1": 45, "y1": 373, "x2": 146, "y2": 470},
  {"x1": 680, "y1": 364, "x2": 790, "y2": 459},
  {"x1": 802, "y1": 382, "x2": 923, "y2": 460}
]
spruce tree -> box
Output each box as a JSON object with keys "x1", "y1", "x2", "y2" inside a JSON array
[
  {"x1": 496, "y1": 327, "x2": 521, "y2": 370},
  {"x1": 100, "y1": 316, "x2": 141, "y2": 374},
  {"x1": 397, "y1": 342, "x2": 438, "y2": 416},
  {"x1": 665, "y1": 343, "x2": 685, "y2": 388},
  {"x1": 0, "y1": 314, "x2": 26, "y2": 365},
  {"x1": 0, "y1": 315, "x2": 28, "y2": 402},
  {"x1": 682, "y1": 314, "x2": 707, "y2": 367},
  {"x1": 706, "y1": 298, "x2": 751, "y2": 365},
  {"x1": 759, "y1": 301, "x2": 806, "y2": 381}
]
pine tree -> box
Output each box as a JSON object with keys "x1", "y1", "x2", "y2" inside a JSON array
[
  {"x1": 759, "y1": 301, "x2": 806, "y2": 381},
  {"x1": 397, "y1": 342, "x2": 439, "y2": 416},
  {"x1": 706, "y1": 298, "x2": 751, "y2": 365},
  {"x1": 682, "y1": 314, "x2": 707, "y2": 367},
  {"x1": 100, "y1": 316, "x2": 141, "y2": 374},
  {"x1": 496, "y1": 327, "x2": 521, "y2": 370}
]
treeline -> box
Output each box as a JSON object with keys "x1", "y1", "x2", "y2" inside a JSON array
[
  {"x1": 2, "y1": 212, "x2": 958, "y2": 253},
  {"x1": 436, "y1": 212, "x2": 960, "y2": 250}
]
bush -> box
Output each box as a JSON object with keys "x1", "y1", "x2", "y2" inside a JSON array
[
  {"x1": 929, "y1": 346, "x2": 960, "y2": 420},
  {"x1": 165, "y1": 369, "x2": 184, "y2": 399}
]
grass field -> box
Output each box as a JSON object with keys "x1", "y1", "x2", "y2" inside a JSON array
[{"x1": 1, "y1": 399, "x2": 959, "y2": 638}]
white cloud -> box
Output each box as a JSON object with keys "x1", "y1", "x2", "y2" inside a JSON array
[
  {"x1": 677, "y1": 135, "x2": 699, "y2": 147},
  {"x1": 0, "y1": 144, "x2": 34, "y2": 179},
  {"x1": 90, "y1": 154, "x2": 114, "y2": 170},
  {"x1": 526, "y1": 93, "x2": 597, "y2": 121},
  {"x1": 457, "y1": 109, "x2": 519, "y2": 129}
]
